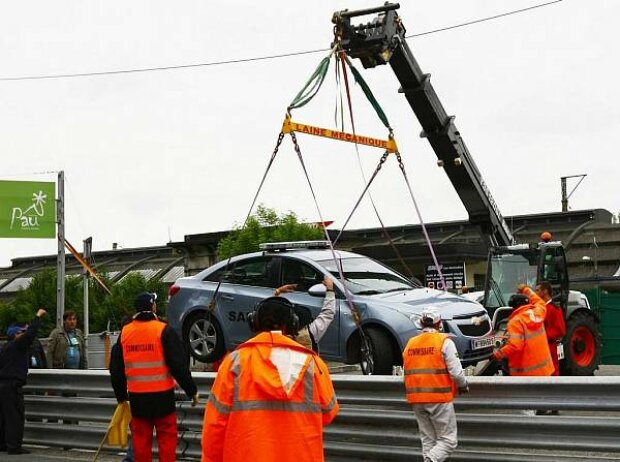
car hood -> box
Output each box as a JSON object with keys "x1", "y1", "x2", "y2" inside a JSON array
[{"x1": 359, "y1": 288, "x2": 486, "y2": 320}]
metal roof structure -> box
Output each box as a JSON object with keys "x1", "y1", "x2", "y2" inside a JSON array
[
  {"x1": 1, "y1": 208, "x2": 618, "y2": 298},
  {"x1": 0, "y1": 244, "x2": 184, "y2": 300}
]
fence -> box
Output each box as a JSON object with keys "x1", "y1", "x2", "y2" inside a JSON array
[
  {"x1": 24, "y1": 371, "x2": 620, "y2": 461},
  {"x1": 585, "y1": 288, "x2": 620, "y2": 365}
]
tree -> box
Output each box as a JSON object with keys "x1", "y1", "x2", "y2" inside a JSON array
[
  {"x1": 217, "y1": 205, "x2": 324, "y2": 259},
  {"x1": 0, "y1": 269, "x2": 169, "y2": 337}
]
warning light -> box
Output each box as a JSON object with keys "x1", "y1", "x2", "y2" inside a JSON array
[{"x1": 540, "y1": 231, "x2": 552, "y2": 242}]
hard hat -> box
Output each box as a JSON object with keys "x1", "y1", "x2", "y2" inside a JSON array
[{"x1": 421, "y1": 307, "x2": 441, "y2": 326}]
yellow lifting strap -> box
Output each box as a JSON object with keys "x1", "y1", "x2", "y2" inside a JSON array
[{"x1": 281, "y1": 115, "x2": 398, "y2": 153}]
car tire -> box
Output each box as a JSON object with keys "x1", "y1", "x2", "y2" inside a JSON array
[
  {"x1": 362, "y1": 327, "x2": 395, "y2": 375},
  {"x1": 183, "y1": 311, "x2": 225, "y2": 363},
  {"x1": 561, "y1": 311, "x2": 602, "y2": 376}
]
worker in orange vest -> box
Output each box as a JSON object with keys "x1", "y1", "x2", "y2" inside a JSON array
[
  {"x1": 403, "y1": 307, "x2": 469, "y2": 462},
  {"x1": 493, "y1": 285, "x2": 554, "y2": 376},
  {"x1": 201, "y1": 296, "x2": 339, "y2": 462},
  {"x1": 535, "y1": 281, "x2": 566, "y2": 376},
  {"x1": 110, "y1": 292, "x2": 199, "y2": 462}
]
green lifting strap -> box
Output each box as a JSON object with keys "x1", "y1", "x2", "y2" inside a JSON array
[
  {"x1": 348, "y1": 64, "x2": 391, "y2": 130},
  {"x1": 288, "y1": 56, "x2": 331, "y2": 111}
]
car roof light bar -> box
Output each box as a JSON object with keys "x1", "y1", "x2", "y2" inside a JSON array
[{"x1": 259, "y1": 241, "x2": 330, "y2": 251}]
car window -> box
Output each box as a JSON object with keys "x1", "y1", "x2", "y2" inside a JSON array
[
  {"x1": 281, "y1": 259, "x2": 323, "y2": 292},
  {"x1": 204, "y1": 257, "x2": 277, "y2": 288},
  {"x1": 317, "y1": 256, "x2": 414, "y2": 295}
]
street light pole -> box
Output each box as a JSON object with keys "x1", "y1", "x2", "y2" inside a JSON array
[
  {"x1": 560, "y1": 174, "x2": 587, "y2": 212},
  {"x1": 56, "y1": 171, "x2": 65, "y2": 328},
  {"x1": 83, "y1": 237, "x2": 92, "y2": 337}
]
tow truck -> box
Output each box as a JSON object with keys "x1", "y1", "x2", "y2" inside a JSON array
[{"x1": 333, "y1": 3, "x2": 602, "y2": 374}]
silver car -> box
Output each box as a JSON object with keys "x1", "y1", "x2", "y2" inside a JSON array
[{"x1": 167, "y1": 241, "x2": 495, "y2": 374}]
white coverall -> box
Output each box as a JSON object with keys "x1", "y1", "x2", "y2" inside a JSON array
[{"x1": 413, "y1": 328, "x2": 468, "y2": 462}]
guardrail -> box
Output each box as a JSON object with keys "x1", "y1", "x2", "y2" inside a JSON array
[{"x1": 24, "y1": 371, "x2": 620, "y2": 461}]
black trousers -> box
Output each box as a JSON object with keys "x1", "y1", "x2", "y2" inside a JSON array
[{"x1": 0, "y1": 380, "x2": 25, "y2": 450}]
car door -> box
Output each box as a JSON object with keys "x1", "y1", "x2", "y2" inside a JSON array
[
  {"x1": 278, "y1": 256, "x2": 341, "y2": 359},
  {"x1": 217, "y1": 256, "x2": 279, "y2": 348}
]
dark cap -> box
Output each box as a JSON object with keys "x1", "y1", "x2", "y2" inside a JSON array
[
  {"x1": 6, "y1": 324, "x2": 27, "y2": 338},
  {"x1": 508, "y1": 294, "x2": 529, "y2": 309},
  {"x1": 134, "y1": 292, "x2": 157, "y2": 312}
]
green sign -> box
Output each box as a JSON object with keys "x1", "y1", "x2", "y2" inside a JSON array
[{"x1": 0, "y1": 180, "x2": 56, "y2": 238}]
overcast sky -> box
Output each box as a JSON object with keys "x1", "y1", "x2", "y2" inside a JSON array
[{"x1": 0, "y1": 0, "x2": 617, "y2": 267}]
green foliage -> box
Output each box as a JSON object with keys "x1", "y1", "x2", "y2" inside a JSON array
[
  {"x1": 0, "y1": 269, "x2": 169, "y2": 337},
  {"x1": 217, "y1": 205, "x2": 324, "y2": 259}
]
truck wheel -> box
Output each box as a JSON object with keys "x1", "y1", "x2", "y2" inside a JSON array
[
  {"x1": 561, "y1": 311, "x2": 602, "y2": 376},
  {"x1": 183, "y1": 311, "x2": 225, "y2": 363},
  {"x1": 361, "y1": 327, "x2": 395, "y2": 375}
]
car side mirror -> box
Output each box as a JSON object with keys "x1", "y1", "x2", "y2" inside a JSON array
[{"x1": 308, "y1": 283, "x2": 326, "y2": 297}]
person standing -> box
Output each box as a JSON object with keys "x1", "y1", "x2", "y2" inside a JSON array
[
  {"x1": 0, "y1": 308, "x2": 46, "y2": 455},
  {"x1": 535, "y1": 281, "x2": 566, "y2": 376},
  {"x1": 201, "y1": 296, "x2": 339, "y2": 462},
  {"x1": 403, "y1": 307, "x2": 468, "y2": 462},
  {"x1": 274, "y1": 275, "x2": 336, "y2": 352},
  {"x1": 109, "y1": 292, "x2": 199, "y2": 462},
  {"x1": 493, "y1": 284, "x2": 554, "y2": 376},
  {"x1": 47, "y1": 310, "x2": 87, "y2": 369}
]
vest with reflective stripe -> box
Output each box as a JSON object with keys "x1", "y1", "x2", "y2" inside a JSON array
[
  {"x1": 121, "y1": 319, "x2": 174, "y2": 393},
  {"x1": 403, "y1": 332, "x2": 456, "y2": 404},
  {"x1": 505, "y1": 307, "x2": 554, "y2": 376},
  {"x1": 202, "y1": 332, "x2": 339, "y2": 462}
]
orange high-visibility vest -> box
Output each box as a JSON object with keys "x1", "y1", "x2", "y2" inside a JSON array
[
  {"x1": 496, "y1": 291, "x2": 554, "y2": 376},
  {"x1": 201, "y1": 332, "x2": 339, "y2": 462},
  {"x1": 403, "y1": 332, "x2": 456, "y2": 404},
  {"x1": 121, "y1": 319, "x2": 175, "y2": 393}
]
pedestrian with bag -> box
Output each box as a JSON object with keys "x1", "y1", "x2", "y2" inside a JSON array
[
  {"x1": 0, "y1": 308, "x2": 46, "y2": 455},
  {"x1": 403, "y1": 307, "x2": 468, "y2": 462},
  {"x1": 109, "y1": 292, "x2": 199, "y2": 462},
  {"x1": 201, "y1": 295, "x2": 339, "y2": 462}
]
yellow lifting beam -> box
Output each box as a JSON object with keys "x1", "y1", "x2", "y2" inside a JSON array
[{"x1": 281, "y1": 115, "x2": 398, "y2": 153}]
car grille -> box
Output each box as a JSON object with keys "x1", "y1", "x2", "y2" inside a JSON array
[
  {"x1": 457, "y1": 320, "x2": 492, "y2": 337},
  {"x1": 461, "y1": 346, "x2": 493, "y2": 362}
]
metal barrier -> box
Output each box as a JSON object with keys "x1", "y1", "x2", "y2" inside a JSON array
[{"x1": 24, "y1": 371, "x2": 620, "y2": 461}]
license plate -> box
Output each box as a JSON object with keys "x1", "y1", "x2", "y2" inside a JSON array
[
  {"x1": 472, "y1": 337, "x2": 494, "y2": 350},
  {"x1": 557, "y1": 343, "x2": 565, "y2": 360}
]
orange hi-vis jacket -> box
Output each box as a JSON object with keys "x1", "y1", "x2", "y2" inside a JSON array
[
  {"x1": 403, "y1": 332, "x2": 456, "y2": 404},
  {"x1": 121, "y1": 319, "x2": 175, "y2": 393},
  {"x1": 495, "y1": 289, "x2": 554, "y2": 376},
  {"x1": 201, "y1": 331, "x2": 339, "y2": 462}
]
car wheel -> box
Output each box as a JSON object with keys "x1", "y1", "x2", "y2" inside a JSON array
[
  {"x1": 361, "y1": 327, "x2": 395, "y2": 375},
  {"x1": 359, "y1": 334, "x2": 374, "y2": 375},
  {"x1": 183, "y1": 311, "x2": 225, "y2": 363}
]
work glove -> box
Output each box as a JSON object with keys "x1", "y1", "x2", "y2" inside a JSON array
[
  {"x1": 192, "y1": 393, "x2": 200, "y2": 407},
  {"x1": 458, "y1": 385, "x2": 470, "y2": 395}
]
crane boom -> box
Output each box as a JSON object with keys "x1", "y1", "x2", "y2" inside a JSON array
[{"x1": 334, "y1": 3, "x2": 514, "y2": 247}]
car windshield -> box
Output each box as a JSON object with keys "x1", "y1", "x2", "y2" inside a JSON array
[
  {"x1": 485, "y1": 252, "x2": 537, "y2": 308},
  {"x1": 317, "y1": 256, "x2": 415, "y2": 295}
]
